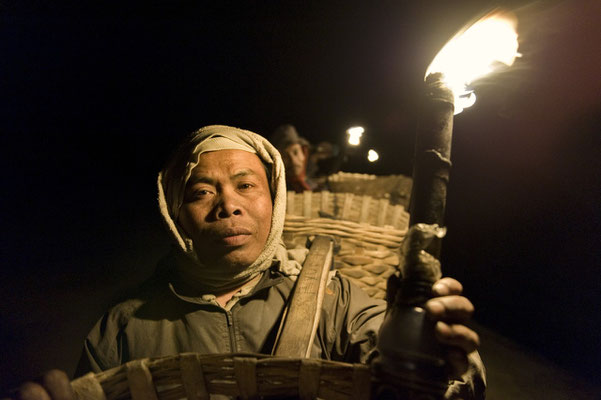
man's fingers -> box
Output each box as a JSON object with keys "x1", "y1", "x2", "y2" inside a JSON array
[
  {"x1": 13, "y1": 370, "x2": 73, "y2": 400},
  {"x1": 434, "y1": 321, "x2": 480, "y2": 354},
  {"x1": 41, "y1": 370, "x2": 75, "y2": 400},
  {"x1": 429, "y1": 278, "x2": 480, "y2": 380},
  {"x1": 16, "y1": 382, "x2": 51, "y2": 400},
  {"x1": 425, "y1": 295, "x2": 475, "y2": 322},
  {"x1": 431, "y1": 277, "x2": 463, "y2": 297}
]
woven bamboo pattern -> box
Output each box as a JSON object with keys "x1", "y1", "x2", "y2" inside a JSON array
[
  {"x1": 284, "y1": 191, "x2": 409, "y2": 299},
  {"x1": 326, "y1": 172, "x2": 412, "y2": 208},
  {"x1": 285, "y1": 191, "x2": 409, "y2": 229},
  {"x1": 71, "y1": 353, "x2": 371, "y2": 400}
]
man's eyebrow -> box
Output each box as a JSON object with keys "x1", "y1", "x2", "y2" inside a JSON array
[
  {"x1": 231, "y1": 169, "x2": 258, "y2": 179},
  {"x1": 186, "y1": 175, "x2": 214, "y2": 185},
  {"x1": 186, "y1": 169, "x2": 258, "y2": 185}
]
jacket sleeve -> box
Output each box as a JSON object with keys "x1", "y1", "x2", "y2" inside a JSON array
[
  {"x1": 73, "y1": 339, "x2": 104, "y2": 377},
  {"x1": 72, "y1": 302, "x2": 135, "y2": 377},
  {"x1": 445, "y1": 351, "x2": 487, "y2": 400},
  {"x1": 319, "y1": 272, "x2": 386, "y2": 363}
]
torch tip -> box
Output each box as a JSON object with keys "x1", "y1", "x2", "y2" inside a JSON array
[{"x1": 424, "y1": 73, "x2": 455, "y2": 105}]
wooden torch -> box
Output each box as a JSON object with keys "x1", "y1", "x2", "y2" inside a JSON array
[
  {"x1": 370, "y1": 72, "x2": 454, "y2": 400},
  {"x1": 370, "y1": 9, "x2": 520, "y2": 398}
]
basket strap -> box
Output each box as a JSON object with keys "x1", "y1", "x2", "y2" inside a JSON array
[
  {"x1": 298, "y1": 359, "x2": 322, "y2": 400},
  {"x1": 341, "y1": 193, "x2": 354, "y2": 219},
  {"x1": 180, "y1": 353, "x2": 209, "y2": 400},
  {"x1": 127, "y1": 359, "x2": 159, "y2": 400},
  {"x1": 71, "y1": 372, "x2": 107, "y2": 400},
  {"x1": 272, "y1": 236, "x2": 334, "y2": 358},
  {"x1": 320, "y1": 191, "x2": 330, "y2": 214},
  {"x1": 352, "y1": 364, "x2": 372, "y2": 400},
  {"x1": 287, "y1": 191, "x2": 296, "y2": 214},
  {"x1": 303, "y1": 190, "x2": 313, "y2": 217},
  {"x1": 233, "y1": 357, "x2": 259, "y2": 400},
  {"x1": 377, "y1": 198, "x2": 389, "y2": 226},
  {"x1": 359, "y1": 195, "x2": 372, "y2": 223}
]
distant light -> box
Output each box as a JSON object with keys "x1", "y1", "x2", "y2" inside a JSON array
[
  {"x1": 346, "y1": 126, "x2": 364, "y2": 146},
  {"x1": 367, "y1": 149, "x2": 379, "y2": 162}
]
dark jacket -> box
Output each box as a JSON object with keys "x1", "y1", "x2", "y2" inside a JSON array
[{"x1": 76, "y1": 258, "x2": 485, "y2": 399}]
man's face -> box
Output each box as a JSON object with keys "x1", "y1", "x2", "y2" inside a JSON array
[
  {"x1": 282, "y1": 143, "x2": 305, "y2": 177},
  {"x1": 178, "y1": 150, "x2": 273, "y2": 272}
]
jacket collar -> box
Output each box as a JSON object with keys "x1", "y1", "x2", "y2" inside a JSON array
[{"x1": 167, "y1": 263, "x2": 286, "y2": 306}]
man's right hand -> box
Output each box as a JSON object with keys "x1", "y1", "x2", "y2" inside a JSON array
[{"x1": 4, "y1": 370, "x2": 74, "y2": 400}]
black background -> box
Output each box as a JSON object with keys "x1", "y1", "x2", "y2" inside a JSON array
[{"x1": 2, "y1": 0, "x2": 600, "y2": 393}]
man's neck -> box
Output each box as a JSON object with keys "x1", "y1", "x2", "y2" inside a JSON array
[
  {"x1": 214, "y1": 273, "x2": 263, "y2": 307},
  {"x1": 214, "y1": 287, "x2": 241, "y2": 307}
]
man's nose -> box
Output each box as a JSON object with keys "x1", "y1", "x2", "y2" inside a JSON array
[{"x1": 215, "y1": 189, "x2": 242, "y2": 218}]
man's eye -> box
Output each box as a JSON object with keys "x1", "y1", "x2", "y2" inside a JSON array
[
  {"x1": 239, "y1": 183, "x2": 254, "y2": 190},
  {"x1": 192, "y1": 189, "x2": 212, "y2": 198}
]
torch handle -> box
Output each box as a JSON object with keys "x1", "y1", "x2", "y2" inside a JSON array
[
  {"x1": 371, "y1": 74, "x2": 455, "y2": 400},
  {"x1": 409, "y1": 73, "x2": 455, "y2": 259}
]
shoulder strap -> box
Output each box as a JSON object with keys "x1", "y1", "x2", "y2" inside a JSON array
[{"x1": 272, "y1": 236, "x2": 334, "y2": 358}]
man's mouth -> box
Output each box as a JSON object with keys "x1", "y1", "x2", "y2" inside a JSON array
[{"x1": 215, "y1": 228, "x2": 252, "y2": 246}]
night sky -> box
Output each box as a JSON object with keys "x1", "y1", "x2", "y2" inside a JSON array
[{"x1": 2, "y1": 0, "x2": 600, "y2": 393}]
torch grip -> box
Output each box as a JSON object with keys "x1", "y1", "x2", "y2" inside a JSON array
[
  {"x1": 371, "y1": 73, "x2": 455, "y2": 399},
  {"x1": 409, "y1": 73, "x2": 455, "y2": 259}
]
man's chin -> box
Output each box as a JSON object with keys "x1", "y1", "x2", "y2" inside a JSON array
[
  {"x1": 220, "y1": 257, "x2": 249, "y2": 271},
  {"x1": 199, "y1": 250, "x2": 260, "y2": 272}
]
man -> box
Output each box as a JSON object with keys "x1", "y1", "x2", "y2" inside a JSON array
[
  {"x1": 11, "y1": 125, "x2": 484, "y2": 399},
  {"x1": 270, "y1": 124, "x2": 314, "y2": 192}
]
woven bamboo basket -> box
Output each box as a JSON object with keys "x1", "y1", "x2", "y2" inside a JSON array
[
  {"x1": 325, "y1": 172, "x2": 412, "y2": 208},
  {"x1": 284, "y1": 191, "x2": 409, "y2": 299},
  {"x1": 71, "y1": 353, "x2": 371, "y2": 400}
]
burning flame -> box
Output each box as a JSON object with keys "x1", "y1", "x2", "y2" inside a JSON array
[{"x1": 425, "y1": 11, "x2": 520, "y2": 114}]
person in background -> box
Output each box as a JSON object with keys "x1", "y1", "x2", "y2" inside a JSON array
[
  {"x1": 306, "y1": 140, "x2": 342, "y2": 184},
  {"x1": 270, "y1": 124, "x2": 315, "y2": 192}
]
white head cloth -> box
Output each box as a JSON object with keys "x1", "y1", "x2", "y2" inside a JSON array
[{"x1": 158, "y1": 125, "x2": 302, "y2": 292}]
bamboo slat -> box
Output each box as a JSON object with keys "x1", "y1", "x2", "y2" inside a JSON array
[
  {"x1": 284, "y1": 191, "x2": 409, "y2": 230},
  {"x1": 326, "y1": 172, "x2": 413, "y2": 208}
]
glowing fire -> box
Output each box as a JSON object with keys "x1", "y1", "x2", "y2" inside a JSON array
[{"x1": 425, "y1": 11, "x2": 520, "y2": 114}]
